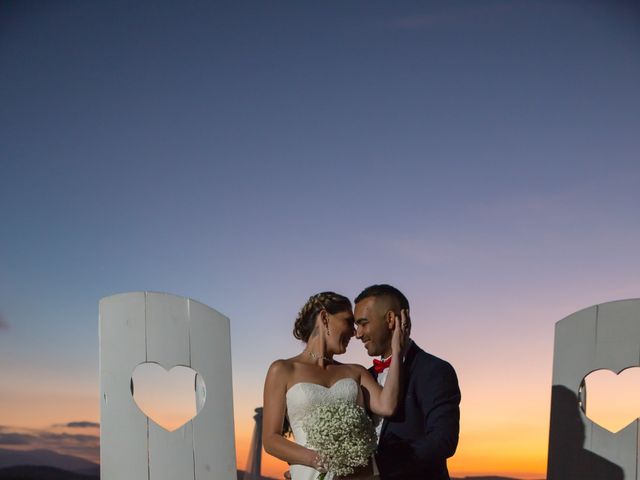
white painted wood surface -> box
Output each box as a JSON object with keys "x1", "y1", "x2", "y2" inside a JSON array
[
  {"x1": 100, "y1": 292, "x2": 237, "y2": 480},
  {"x1": 99, "y1": 292, "x2": 149, "y2": 480},
  {"x1": 190, "y1": 298, "x2": 237, "y2": 478},
  {"x1": 548, "y1": 298, "x2": 640, "y2": 480}
]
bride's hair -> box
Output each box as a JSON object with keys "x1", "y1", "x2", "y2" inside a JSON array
[{"x1": 293, "y1": 291, "x2": 352, "y2": 342}]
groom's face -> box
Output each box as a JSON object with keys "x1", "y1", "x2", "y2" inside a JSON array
[{"x1": 354, "y1": 296, "x2": 392, "y2": 357}]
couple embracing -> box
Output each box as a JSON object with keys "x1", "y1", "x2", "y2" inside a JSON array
[{"x1": 263, "y1": 284, "x2": 461, "y2": 480}]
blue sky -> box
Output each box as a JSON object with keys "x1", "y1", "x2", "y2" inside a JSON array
[{"x1": 1, "y1": 0, "x2": 639, "y2": 476}]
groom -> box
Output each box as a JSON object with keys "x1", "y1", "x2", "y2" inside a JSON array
[{"x1": 355, "y1": 284, "x2": 460, "y2": 480}]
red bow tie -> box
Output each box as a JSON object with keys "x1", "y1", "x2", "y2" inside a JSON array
[{"x1": 373, "y1": 357, "x2": 392, "y2": 373}]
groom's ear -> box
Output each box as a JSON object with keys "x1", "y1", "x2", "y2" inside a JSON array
[{"x1": 385, "y1": 310, "x2": 396, "y2": 330}]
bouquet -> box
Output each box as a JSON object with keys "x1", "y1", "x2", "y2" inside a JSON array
[{"x1": 302, "y1": 400, "x2": 378, "y2": 479}]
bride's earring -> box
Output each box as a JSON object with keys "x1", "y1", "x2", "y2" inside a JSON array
[{"x1": 322, "y1": 313, "x2": 330, "y2": 337}]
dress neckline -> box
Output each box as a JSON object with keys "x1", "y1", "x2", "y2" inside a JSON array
[{"x1": 286, "y1": 377, "x2": 357, "y2": 396}]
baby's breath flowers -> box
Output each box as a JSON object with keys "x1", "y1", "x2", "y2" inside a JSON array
[{"x1": 303, "y1": 400, "x2": 377, "y2": 479}]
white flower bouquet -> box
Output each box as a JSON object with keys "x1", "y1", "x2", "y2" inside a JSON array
[{"x1": 302, "y1": 400, "x2": 378, "y2": 479}]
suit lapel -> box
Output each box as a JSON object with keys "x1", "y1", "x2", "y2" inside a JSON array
[{"x1": 379, "y1": 342, "x2": 419, "y2": 441}]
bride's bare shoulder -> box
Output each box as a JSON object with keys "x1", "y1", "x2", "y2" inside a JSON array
[
  {"x1": 264, "y1": 359, "x2": 296, "y2": 388},
  {"x1": 267, "y1": 357, "x2": 296, "y2": 377},
  {"x1": 267, "y1": 357, "x2": 296, "y2": 373}
]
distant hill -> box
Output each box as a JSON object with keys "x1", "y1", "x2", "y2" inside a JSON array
[
  {"x1": 238, "y1": 473, "x2": 542, "y2": 480},
  {"x1": 0, "y1": 449, "x2": 98, "y2": 476},
  {"x1": 237, "y1": 472, "x2": 276, "y2": 480},
  {"x1": 0, "y1": 470, "x2": 543, "y2": 480},
  {"x1": 453, "y1": 477, "x2": 545, "y2": 480},
  {"x1": 238, "y1": 472, "x2": 543, "y2": 480},
  {"x1": 0, "y1": 465, "x2": 98, "y2": 479},
  {"x1": 0, "y1": 466, "x2": 278, "y2": 480},
  {"x1": 0, "y1": 451, "x2": 544, "y2": 480}
]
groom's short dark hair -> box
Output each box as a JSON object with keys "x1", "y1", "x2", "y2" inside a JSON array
[{"x1": 354, "y1": 284, "x2": 410, "y2": 311}]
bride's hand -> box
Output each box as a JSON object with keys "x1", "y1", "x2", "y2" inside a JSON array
[
  {"x1": 391, "y1": 308, "x2": 410, "y2": 357},
  {"x1": 310, "y1": 451, "x2": 327, "y2": 473}
]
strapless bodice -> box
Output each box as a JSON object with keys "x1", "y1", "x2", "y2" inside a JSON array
[
  {"x1": 286, "y1": 377, "x2": 360, "y2": 445},
  {"x1": 286, "y1": 377, "x2": 360, "y2": 480}
]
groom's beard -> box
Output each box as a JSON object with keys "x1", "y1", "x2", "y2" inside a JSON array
[{"x1": 361, "y1": 339, "x2": 390, "y2": 358}]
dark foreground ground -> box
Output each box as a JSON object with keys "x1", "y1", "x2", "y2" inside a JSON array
[
  {"x1": 0, "y1": 465, "x2": 544, "y2": 480},
  {"x1": 0, "y1": 465, "x2": 272, "y2": 480}
]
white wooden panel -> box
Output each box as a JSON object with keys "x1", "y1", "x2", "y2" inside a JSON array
[
  {"x1": 552, "y1": 305, "x2": 597, "y2": 392},
  {"x1": 146, "y1": 292, "x2": 190, "y2": 369},
  {"x1": 100, "y1": 292, "x2": 237, "y2": 480},
  {"x1": 149, "y1": 421, "x2": 196, "y2": 480},
  {"x1": 549, "y1": 299, "x2": 640, "y2": 480},
  {"x1": 145, "y1": 292, "x2": 194, "y2": 480},
  {"x1": 592, "y1": 300, "x2": 640, "y2": 479},
  {"x1": 596, "y1": 300, "x2": 640, "y2": 373},
  {"x1": 99, "y1": 292, "x2": 149, "y2": 480},
  {"x1": 190, "y1": 298, "x2": 237, "y2": 480},
  {"x1": 195, "y1": 373, "x2": 206, "y2": 413},
  {"x1": 591, "y1": 420, "x2": 637, "y2": 479}
]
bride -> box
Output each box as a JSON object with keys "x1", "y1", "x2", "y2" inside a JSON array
[{"x1": 262, "y1": 291, "x2": 408, "y2": 480}]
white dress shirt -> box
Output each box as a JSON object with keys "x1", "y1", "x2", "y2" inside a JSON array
[
  {"x1": 373, "y1": 339, "x2": 414, "y2": 442},
  {"x1": 373, "y1": 358, "x2": 390, "y2": 442}
]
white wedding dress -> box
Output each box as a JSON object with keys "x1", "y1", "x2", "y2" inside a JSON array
[{"x1": 286, "y1": 377, "x2": 377, "y2": 480}]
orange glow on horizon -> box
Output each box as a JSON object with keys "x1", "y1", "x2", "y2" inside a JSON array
[
  {"x1": 0, "y1": 390, "x2": 554, "y2": 479},
  {"x1": 258, "y1": 432, "x2": 549, "y2": 479},
  {"x1": 0, "y1": 402, "x2": 554, "y2": 479}
]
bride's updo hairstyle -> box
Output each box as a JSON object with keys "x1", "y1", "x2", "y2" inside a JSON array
[{"x1": 293, "y1": 292, "x2": 351, "y2": 342}]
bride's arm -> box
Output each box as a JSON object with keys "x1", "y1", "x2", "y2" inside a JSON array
[
  {"x1": 262, "y1": 360, "x2": 322, "y2": 469},
  {"x1": 356, "y1": 311, "x2": 408, "y2": 417}
]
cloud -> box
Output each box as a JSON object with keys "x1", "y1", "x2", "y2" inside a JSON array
[
  {"x1": 39, "y1": 432, "x2": 98, "y2": 443},
  {"x1": 0, "y1": 314, "x2": 8, "y2": 331},
  {"x1": 53, "y1": 421, "x2": 99, "y2": 429},
  {"x1": 0, "y1": 432, "x2": 37, "y2": 445},
  {"x1": 0, "y1": 426, "x2": 99, "y2": 462}
]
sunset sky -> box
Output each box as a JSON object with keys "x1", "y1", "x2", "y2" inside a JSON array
[{"x1": 1, "y1": 1, "x2": 639, "y2": 478}]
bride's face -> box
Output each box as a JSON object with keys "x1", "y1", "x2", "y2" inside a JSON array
[{"x1": 323, "y1": 309, "x2": 355, "y2": 355}]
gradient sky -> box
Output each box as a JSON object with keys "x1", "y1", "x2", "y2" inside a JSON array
[{"x1": 1, "y1": 1, "x2": 639, "y2": 478}]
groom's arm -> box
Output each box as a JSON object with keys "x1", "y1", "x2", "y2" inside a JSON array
[
  {"x1": 412, "y1": 361, "x2": 461, "y2": 465},
  {"x1": 379, "y1": 360, "x2": 460, "y2": 471}
]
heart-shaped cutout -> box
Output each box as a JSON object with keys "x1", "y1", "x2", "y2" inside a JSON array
[
  {"x1": 582, "y1": 367, "x2": 640, "y2": 433},
  {"x1": 131, "y1": 363, "x2": 206, "y2": 432}
]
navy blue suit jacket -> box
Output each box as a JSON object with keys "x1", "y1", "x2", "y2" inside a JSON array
[{"x1": 370, "y1": 342, "x2": 461, "y2": 480}]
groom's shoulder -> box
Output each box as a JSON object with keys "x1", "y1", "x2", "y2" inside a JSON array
[{"x1": 411, "y1": 343, "x2": 457, "y2": 374}]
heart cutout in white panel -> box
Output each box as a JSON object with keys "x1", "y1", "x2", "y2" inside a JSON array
[
  {"x1": 131, "y1": 363, "x2": 206, "y2": 432},
  {"x1": 582, "y1": 367, "x2": 640, "y2": 433}
]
